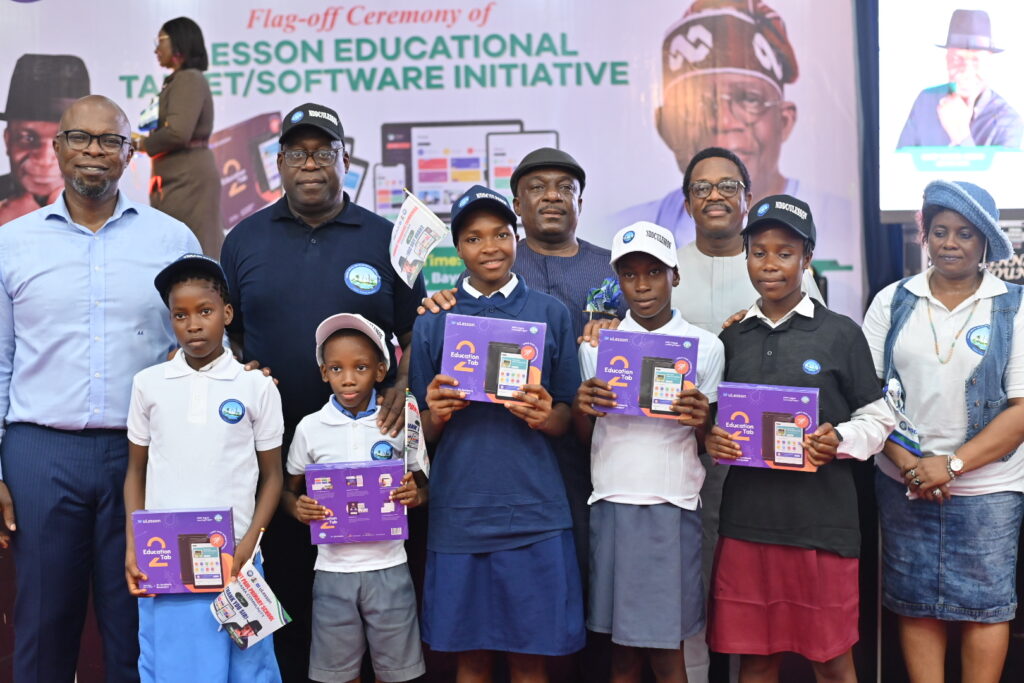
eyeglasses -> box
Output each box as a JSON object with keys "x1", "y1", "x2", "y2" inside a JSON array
[
  {"x1": 674, "y1": 88, "x2": 781, "y2": 125},
  {"x1": 688, "y1": 179, "x2": 746, "y2": 199},
  {"x1": 282, "y1": 148, "x2": 340, "y2": 168},
  {"x1": 59, "y1": 130, "x2": 130, "y2": 153}
]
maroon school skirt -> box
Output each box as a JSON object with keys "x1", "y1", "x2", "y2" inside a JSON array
[{"x1": 707, "y1": 537, "x2": 859, "y2": 662}]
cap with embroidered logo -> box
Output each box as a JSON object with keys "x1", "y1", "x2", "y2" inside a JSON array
[
  {"x1": 610, "y1": 221, "x2": 678, "y2": 268},
  {"x1": 449, "y1": 184, "x2": 518, "y2": 241},
  {"x1": 743, "y1": 194, "x2": 816, "y2": 247},
  {"x1": 280, "y1": 103, "x2": 344, "y2": 144}
]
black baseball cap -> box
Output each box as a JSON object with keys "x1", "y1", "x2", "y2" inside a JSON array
[
  {"x1": 742, "y1": 194, "x2": 816, "y2": 247},
  {"x1": 509, "y1": 147, "x2": 586, "y2": 196},
  {"x1": 279, "y1": 103, "x2": 344, "y2": 144},
  {"x1": 154, "y1": 253, "x2": 229, "y2": 306},
  {"x1": 450, "y1": 185, "x2": 518, "y2": 240}
]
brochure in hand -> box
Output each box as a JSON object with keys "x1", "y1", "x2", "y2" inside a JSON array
[
  {"x1": 594, "y1": 328, "x2": 699, "y2": 419},
  {"x1": 405, "y1": 389, "x2": 430, "y2": 478},
  {"x1": 440, "y1": 313, "x2": 546, "y2": 405},
  {"x1": 210, "y1": 531, "x2": 292, "y2": 651},
  {"x1": 716, "y1": 382, "x2": 820, "y2": 472}
]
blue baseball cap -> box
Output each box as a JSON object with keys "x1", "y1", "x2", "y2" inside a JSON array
[
  {"x1": 154, "y1": 253, "x2": 229, "y2": 306},
  {"x1": 449, "y1": 184, "x2": 518, "y2": 240}
]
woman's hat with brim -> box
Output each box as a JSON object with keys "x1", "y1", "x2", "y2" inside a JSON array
[{"x1": 923, "y1": 180, "x2": 1012, "y2": 262}]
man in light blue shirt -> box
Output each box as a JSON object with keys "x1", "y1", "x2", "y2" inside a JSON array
[{"x1": 0, "y1": 95, "x2": 199, "y2": 682}]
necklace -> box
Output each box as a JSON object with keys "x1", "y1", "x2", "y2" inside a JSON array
[{"x1": 926, "y1": 298, "x2": 980, "y2": 364}]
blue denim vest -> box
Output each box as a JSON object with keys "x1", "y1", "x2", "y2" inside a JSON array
[{"x1": 882, "y1": 276, "x2": 1023, "y2": 460}]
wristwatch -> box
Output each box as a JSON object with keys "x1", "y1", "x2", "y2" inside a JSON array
[
  {"x1": 834, "y1": 428, "x2": 844, "y2": 443},
  {"x1": 947, "y1": 454, "x2": 964, "y2": 480}
]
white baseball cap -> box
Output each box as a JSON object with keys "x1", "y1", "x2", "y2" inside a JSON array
[
  {"x1": 609, "y1": 221, "x2": 678, "y2": 268},
  {"x1": 315, "y1": 313, "x2": 390, "y2": 369}
]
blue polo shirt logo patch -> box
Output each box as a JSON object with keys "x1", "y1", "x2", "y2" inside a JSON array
[
  {"x1": 966, "y1": 324, "x2": 990, "y2": 355},
  {"x1": 802, "y1": 359, "x2": 821, "y2": 375},
  {"x1": 345, "y1": 263, "x2": 381, "y2": 295},
  {"x1": 371, "y1": 440, "x2": 395, "y2": 460},
  {"x1": 290, "y1": 110, "x2": 305, "y2": 123},
  {"x1": 219, "y1": 399, "x2": 245, "y2": 424}
]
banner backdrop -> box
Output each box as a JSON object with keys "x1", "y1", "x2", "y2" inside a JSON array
[{"x1": 0, "y1": 0, "x2": 863, "y2": 315}]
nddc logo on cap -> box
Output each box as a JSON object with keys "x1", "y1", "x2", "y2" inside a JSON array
[
  {"x1": 290, "y1": 110, "x2": 305, "y2": 123},
  {"x1": 622, "y1": 230, "x2": 635, "y2": 243},
  {"x1": 756, "y1": 203, "x2": 770, "y2": 216},
  {"x1": 458, "y1": 196, "x2": 470, "y2": 208}
]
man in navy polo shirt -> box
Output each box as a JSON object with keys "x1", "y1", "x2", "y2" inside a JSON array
[{"x1": 220, "y1": 102, "x2": 425, "y2": 682}]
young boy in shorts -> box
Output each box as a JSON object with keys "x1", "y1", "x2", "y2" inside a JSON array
[
  {"x1": 573, "y1": 222, "x2": 725, "y2": 682},
  {"x1": 283, "y1": 312, "x2": 426, "y2": 683},
  {"x1": 124, "y1": 253, "x2": 284, "y2": 682}
]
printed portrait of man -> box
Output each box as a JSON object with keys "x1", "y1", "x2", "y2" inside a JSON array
[
  {"x1": 896, "y1": 8, "x2": 1022, "y2": 149},
  {"x1": 0, "y1": 54, "x2": 90, "y2": 225}
]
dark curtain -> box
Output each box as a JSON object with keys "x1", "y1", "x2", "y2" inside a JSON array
[{"x1": 856, "y1": 0, "x2": 904, "y2": 310}]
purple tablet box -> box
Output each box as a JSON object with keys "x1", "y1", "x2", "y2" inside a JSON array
[
  {"x1": 440, "y1": 313, "x2": 546, "y2": 405},
  {"x1": 132, "y1": 508, "x2": 235, "y2": 594},
  {"x1": 595, "y1": 328, "x2": 699, "y2": 419},
  {"x1": 305, "y1": 461, "x2": 408, "y2": 544},
  {"x1": 716, "y1": 382, "x2": 820, "y2": 472}
]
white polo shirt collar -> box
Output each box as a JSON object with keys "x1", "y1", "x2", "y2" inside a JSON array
[
  {"x1": 462, "y1": 272, "x2": 519, "y2": 299},
  {"x1": 905, "y1": 267, "x2": 1008, "y2": 311},
  {"x1": 742, "y1": 293, "x2": 815, "y2": 329},
  {"x1": 163, "y1": 347, "x2": 240, "y2": 380}
]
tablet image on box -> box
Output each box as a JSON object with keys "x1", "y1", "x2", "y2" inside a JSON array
[
  {"x1": 132, "y1": 508, "x2": 235, "y2": 594},
  {"x1": 305, "y1": 461, "x2": 408, "y2": 544},
  {"x1": 716, "y1": 382, "x2": 820, "y2": 472},
  {"x1": 441, "y1": 313, "x2": 545, "y2": 405},
  {"x1": 595, "y1": 329, "x2": 699, "y2": 419}
]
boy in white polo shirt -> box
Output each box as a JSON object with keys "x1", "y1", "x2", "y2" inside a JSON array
[
  {"x1": 572, "y1": 222, "x2": 725, "y2": 683},
  {"x1": 282, "y1": 313, "x2": 426, "y2": 683},
  {"x1": 124, "y1": 254, "x2": 285, "y2": 682}
]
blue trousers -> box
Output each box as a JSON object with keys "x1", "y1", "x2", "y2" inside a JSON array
[
  {"x1": 0, "y1": 423, "x2": 139, "y2": 682},
  {"x1": 138, "y1": 556, "x2": 281, "y2": 683}
]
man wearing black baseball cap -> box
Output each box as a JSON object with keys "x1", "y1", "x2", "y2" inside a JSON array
[
  {"x1": 220, "y1": 101, "x2": 425, "y2": 681},
  {"x1": 0, "y1": 54, "x2": 90, "y2": 224}
]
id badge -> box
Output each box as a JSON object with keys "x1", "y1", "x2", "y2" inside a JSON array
[{"x1": 139, "y1": 98, "x2": 159, "y2": 132}]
